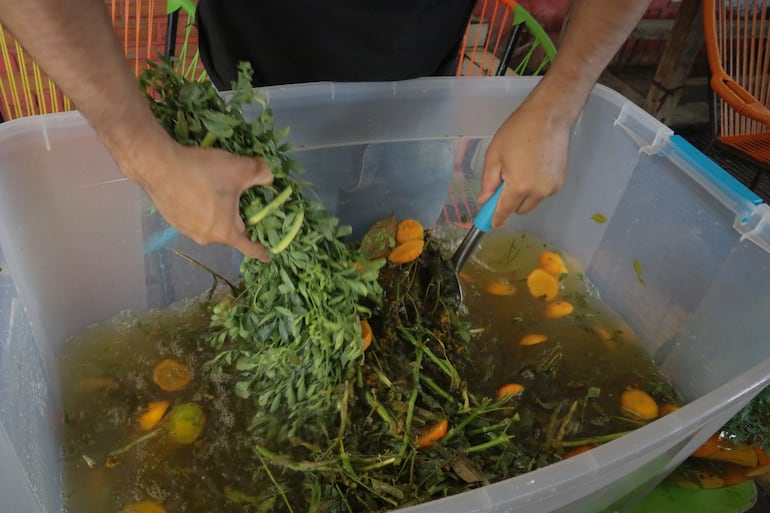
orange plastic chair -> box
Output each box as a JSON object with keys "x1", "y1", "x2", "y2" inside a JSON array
[
  {"x1": 703, "y1": 0, "x2": 770, "y2": 171},
  {"x1": 0, "y1": 0, "x2": 198, "y2": 122}
]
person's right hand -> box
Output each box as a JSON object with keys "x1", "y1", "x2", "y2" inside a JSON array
[{"x1": 119, "y1": 136, "x2": 274, "y2": 262}]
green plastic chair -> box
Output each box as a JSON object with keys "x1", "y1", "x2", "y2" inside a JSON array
[{"x1": 456, "y1": 0, "x2": 557, "y2": 77}]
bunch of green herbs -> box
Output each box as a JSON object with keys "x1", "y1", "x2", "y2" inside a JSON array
[
  {"x1": 243, "y1": 238, "x2": 543, "y2": 512},
  {"x1": 140, "y1": 58, "x2": 384, "y2": 438}
]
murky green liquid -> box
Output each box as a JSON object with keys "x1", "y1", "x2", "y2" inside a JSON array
[
  {"x1": 60, "y1": 300, "x2": 266, "y2": 513},
  {"x1": 60, "y1": 231, "x2": 678, "y2": 513},
  {"x1": 454, "y1": 231, "x2": 677, "y2": 431}
]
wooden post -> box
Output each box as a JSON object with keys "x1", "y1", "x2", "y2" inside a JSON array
[{"x1": 643, "y1": 0, "x2": 705, "y2": 124}]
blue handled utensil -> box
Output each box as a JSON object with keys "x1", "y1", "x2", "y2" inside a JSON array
[{"x1": 451, "y1": 182, "x2": 504, "y2": 275}]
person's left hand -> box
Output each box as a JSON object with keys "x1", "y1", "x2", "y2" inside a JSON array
[{"x1": 477, "y1": 96, "x2": 573, "y2": 228}]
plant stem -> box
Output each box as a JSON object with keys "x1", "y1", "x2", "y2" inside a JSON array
[
  {"x1": 612, "y1": 415, "x2": 651, "y2": 427},
  {"x1": 246, "y1": 185, "x2": 293, "y2": 226},
  {"x1": 365, "y1": 391, "x2": 399, "y2": 435},
  {"x1": 272, "y1": 209, "x2": 305, "y2": 254},
  {"x1": 420, "y1": 375, "x2": 457, "y2": 405},
  {"x1": 372, "y1": 365, "x2": 394, "y2": 389},
  {"x1": 170, "y1": 249, "x2": 239, "y2": 294},
  {"x1": 554, "y1": 400, "x2": 579, "y2": 447},
  {"x1": 335, "y1": 484, "x2": 354, "y2": 513},
  {"x1": 257, "y1": 452, "x2": 295, "y2": 513},
  {"x1": 358, "y1": 456, "x2": 398, "y2": 472},
  {"x1": 444, "y1": 405, "x2": 486, "y2": 444},
  {"x1": 340, "y1": 442, "x2": 357, "y2": 478},
  {"x1": 399, "y1": 347, "x2": 423, "y2": 460},
  {"x1": 559, "y1": 430, "x2": 635, "y2": 448},
  {"x1": 466, "y1": 434, "x2": 511, "y2": 454},
  {"x1": 419, "y1": 344, "x2": 461, "y2": 390},
  {"x1": 467, "y1": 419, "x2": 512, "y2": 436},
  {"x1": 201, "y1": 130, "x2": 218, "y2": 147},
  {"x1": 108, "y1": 429, "x2": 161, "y2": 457},
  {"x1": 254, "y1": 445, "x2": 339, "y2": 473},
  {"x1": 544, "y1": 402, "x2": 566, "y2": 450},
  {"x1": 338, "y1": 381, "x2": 351, "y2": 441}
]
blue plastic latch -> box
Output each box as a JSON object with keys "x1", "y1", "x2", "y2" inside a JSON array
[
  {"x1": 663, "y1": 135, "x2": 763, "y2": 229},
  {"x1": 662, "y1": 135, "x2": 770, "y2": 253},
  {"x1": 667, "y1": 135, "x2": 763, "y2": 211}
]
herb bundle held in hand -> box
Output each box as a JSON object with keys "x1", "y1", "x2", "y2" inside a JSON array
[{"x1": 140, "y1": 60, "x2": 384, "y2": 439}]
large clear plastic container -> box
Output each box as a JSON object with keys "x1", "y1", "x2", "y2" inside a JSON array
[{"x1": 1, "y1": 77, "x2": 769, "y2": 513}]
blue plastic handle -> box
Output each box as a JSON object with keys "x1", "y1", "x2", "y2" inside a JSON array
[{"x1": 473, "y1": 182, "x2": 504, "y2": 232}]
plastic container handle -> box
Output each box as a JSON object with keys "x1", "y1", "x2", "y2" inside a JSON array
[{"x1": 473, "y1": 182, "x2": 504, "y2": 232}]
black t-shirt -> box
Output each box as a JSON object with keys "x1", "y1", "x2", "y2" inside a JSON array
[{"x1": 196, "y1": 1, "x2": 476, "y2": 90}]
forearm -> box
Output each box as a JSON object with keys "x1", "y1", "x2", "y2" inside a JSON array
[
  {"x1": 527, "y1": 0, "x2": 651, "y2": 121},
  {"x1": 480, "y1": 0, "x2": 652, "y2": 220},
  {"x1": 0, "y1": 0, "x2": 172, "y2": 181},
  {"x1": 0, "y1": 1, "x2": 274, "y2": 259}
]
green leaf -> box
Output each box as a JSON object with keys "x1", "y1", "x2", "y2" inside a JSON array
[
  {"x1": 236, "y1": 357, "x2": 258, "y2": 371},
  {"x1": 200, "y1": 111, "x2": 241, "y2": 139},
  {"x1": 633, "y1": 259, "x2": 646, "y2": 286},
  {"x1": 174, "y1": 110, "x2": 189, "y2": 141},
  {"x1": 360, "y1": 214, "x2": 398, "y2": 260},
  {"x1": 276, "y1": 126, "x2": 291, "y2": 140},
  {"x1": 224, "y1": 487, "x2": 260, "y2": 505},
  {"x1": 275, "y1": 306, "x2": 294, "y2": 318},
  {"x1": 586, "y1": 386, "x2": 601, "y2": 399},
  {"x1": 235, "y1": 380, "x2": 252, "y2": 399}
]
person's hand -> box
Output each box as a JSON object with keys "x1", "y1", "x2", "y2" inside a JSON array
[
  {"x1": 478, "y1": 96, "x2": 572, "y2": 228},
  {"x1": 476, "y1": 0, "x2": 653, "y2": 228},
  {"x1": 122, "y1": 137, "x2": 274, "y2": 261}
]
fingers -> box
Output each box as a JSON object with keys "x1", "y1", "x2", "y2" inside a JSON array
[
  {"x1": 234, "y1": 155, "x2": 274, "y2": 192},
  {"x1": 246, "y1": 156, "x2": 275, "y2": 187},
  {"x1": 480, "y1": 155, "x2": 517, "y2": 228},
  {"x1": 479, "y1": 157, "x2": 509, "y2": 228},
  {"x1": 230, "y1": 233, "x2": 270, "y2": 262},
  {"x1": 478, "y1": 161, "x2": 503, "y2": 206},
  {"x1": 221, "y1": 153, "x2": 274, "y2": 260},
  {"x1": 190, "y1": 150, "x2": 274, "y2": 260},
  {"x1": 480, "y1": 156, "x2": 554, "y2": 228},
  {"x1": 514, "y1": 195, "x2": 543, "y2": 216},
  {"x1": 490, "y1": 184, "x2": 518, "y2": 229},
  {"x1": 235, "y1": 157, "x2": 272, "y2": 261},
  {"x1": 228, "y1": 206, "x2": 270, "y2": 262},
  {"x1": 491, "y1": 180, "x2": 553, "y2": 227},
  {"x1": 134, "y1": 143, "x2": 277, "y2": 261},
  {"x1": 187, "y1": 214, "x2": 270, "y2": 262},
  {"x1": 225, "y1": 191, "x2": 272, "y2": 263}
]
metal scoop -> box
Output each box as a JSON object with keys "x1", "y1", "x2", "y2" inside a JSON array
[{"x1": 450, "y1": 183, "x2": 504, "y2": 300}]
